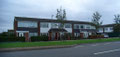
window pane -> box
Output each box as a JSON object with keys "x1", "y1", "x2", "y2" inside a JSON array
[
  {"x1": 65, "y1": 24, "x2": 71, "y2": 28},
  {"x1": 40, "y1": 23, "x2": 48, "y2": 28},
  {"x1": 80, "y1": 25, "x2": 84, "y2": 29},
  {"x1": 29, "y1": 33, "x2": 38, "y2": 37},
  {"x1": 18, "y1": 21, "x2": 37, "y2": 28},
  {"x1": 51, "y1": 23, "x2": 57, "y2": 28},
  {"x1": 74, "y1": 24, "x2": 79, "y2": 29}
]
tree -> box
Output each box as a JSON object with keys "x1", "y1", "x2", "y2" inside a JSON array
[
  {"x1": 91, "y1": 11, "x2": 102, "y2": 29},
  {"x1": 114, "y1": 14, "x2": 120, "y2": 24},
  {"x1": 113, "y1": 14, "x2": 120, "y2": 33},
  {"x1": 56, "y1": 7, "x2": 66, "y2": 29}
]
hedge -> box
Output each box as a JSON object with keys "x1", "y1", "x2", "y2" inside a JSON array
[
  {"x1": 108, "y1": 32, "x2": 120, "y2": 37},
  {"x1": 89, "y1": 35, "x2": 104, "y2": 39},
  {"x1": 0, "y1": 36, "x2": 25, "y2": 42},
  {"x1": 31, "y1": 35, "x2": 48, "y2": 41}
]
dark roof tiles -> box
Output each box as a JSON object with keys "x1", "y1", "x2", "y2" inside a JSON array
[{"x1": 15, "y1": 17, "x2": 95, "y2": 25}]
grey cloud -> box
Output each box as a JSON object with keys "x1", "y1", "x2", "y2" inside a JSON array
[{"x1": 0, "y1": 0, "x2": 120, "y2": 33}]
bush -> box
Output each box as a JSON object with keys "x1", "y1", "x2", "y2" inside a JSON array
[
  {"x1": 0, "y1": 36, "x2": 25, "y2": 42},
  {"x1": 31, "y1": 35, "x2": 48, "y2": 42},
  {"x1": 108, "y1": 32, "x2": 120, "y2": 37},
  {"x1": 89, "y1": 35, "x2": 104, "y2": 39}
]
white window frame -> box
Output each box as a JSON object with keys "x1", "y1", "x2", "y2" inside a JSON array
[
  {"x1": 40, "y1": 22, "x2": 49, "y2": 28},
  {"x1": 65, "y1": 23, "x2": 71, "y2": 28}
]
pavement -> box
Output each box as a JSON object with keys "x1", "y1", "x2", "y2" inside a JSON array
[
  {"x1": 0, "y1": 41, "x2": 120, "y2": 57},
  {"x1": 0, "y1": 45, "x2": 74, "y2": 52}
]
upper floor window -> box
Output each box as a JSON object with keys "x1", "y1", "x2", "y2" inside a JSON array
[
  {"x1": 65, "y1": 24, "x2": 71, "y2": 28},
  {"x1": 86, "y1": 25, "x2": 90, "y2": 29},
  {"x1": 86, "y1": 26, "x2": 90, "y2": 29},
  {"x1": 58, "y1": 23, "x2": 64, "y2": 28},
  {"x1": 51, "y1": 23, "x2": 58, "y2": 28},
  {"x1": 99, "y1": 28, "x2": 103, "y2": 31},
  {"x1": 18, "y1": 21, "x2": 37, "y2": 28},
  {"x1": 91, "y1": 26, "x2": 96, "y2": 29},
  {"x1": 40, "y1": 23, "x2": 49, "y2": 28},
  {"x1": 74, "y1": 24, "x2": 79, "y2": 29},
  {"x1": 105, "y1": 28, "x2": 108, "y2": 31},
  {"x1": 110, "y1": 27, "x2": 113, "y2": 30},
  {"x1": 80, "y1": 25, "x2": 84, "y2": 29}
]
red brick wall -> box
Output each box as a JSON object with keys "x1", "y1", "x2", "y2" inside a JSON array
[
  {"x1": 72, "y1": 23, "x2": 74, "y2": 37},
  {"x1": 25, "y1": 32, "x2": 29, "y2": 42},
  {"x1": 48, "y1": 32, "x2": 52, "y2": 40},
  {"x1": 80, "y1": 33, "x2": 84, "y2": 38},
  {"x1": 14, "y1": 20, "x2": 18, "y2": 37},
  {"x1": 38, "y1": 21, "x2": 40, "y2": 36}
]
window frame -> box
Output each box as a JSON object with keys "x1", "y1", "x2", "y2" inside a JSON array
[
  {"x1": 65, "y1": 23, "x2": 71, "y2": 28},
  {"x1": 40, "y1": 22, "x2": 49, "y2": 28}
]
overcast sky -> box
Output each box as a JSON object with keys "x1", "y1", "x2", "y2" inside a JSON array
[{"x1": 0, "y1": 0, "x2": 120, "y2": 33}]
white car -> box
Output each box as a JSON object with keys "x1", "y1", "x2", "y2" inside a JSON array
[{"x1": 103, "y1": 34, "x2": 109, "y2": 38}]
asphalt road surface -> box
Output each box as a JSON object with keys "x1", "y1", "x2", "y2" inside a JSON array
[{"x1": 1, "y1": 41, "x2": 120, "y2": 57}]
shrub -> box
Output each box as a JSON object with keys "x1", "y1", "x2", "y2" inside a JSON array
[
  {"x1": 89, "y1": 35, "x2": 104, "y2": 39},
  {"x1": 31, "y1": 35, "x2": 48, "y2": 42},
  {"x1": 108, "y1": 32, "x2": 120, "y2": 37},
  {"x1": 0, "y1": 36, "x2": 25, "y2": 42},
  {"x1": 17, "y1": 37, "x2": 25, "y2": 42}
]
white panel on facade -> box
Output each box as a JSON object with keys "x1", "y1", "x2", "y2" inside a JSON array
[
  {"x1": 64, "y1": 28, "x2": 72, "y2": 33},
  {"x1": 104, "y1": 27, "x2": 113, "y2": 32}
]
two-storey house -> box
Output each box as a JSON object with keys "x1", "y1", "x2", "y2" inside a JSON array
[
  {"x1": 98, "y1": 24, "x2": 115, "y2": 37},
  {"x1": 14, "y1": 17, "x2": 96, "y2": 40}
]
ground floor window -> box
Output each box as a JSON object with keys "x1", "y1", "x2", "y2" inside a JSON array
[
  {"x1": 74, "y1": 33, "x2": 80, "y2": 37},
  {"x1": 29, "y1": 33, "x2": 38, "y2": 37},
  {"x1": 83, "y1": 32, "x2": 92, "y2": 38},
  {"x1": 40, "y1": 33, "x2": 48, "y2": 36},
  {"x1": 18, "y1": 33, "x2": 24, "y2": 37}
]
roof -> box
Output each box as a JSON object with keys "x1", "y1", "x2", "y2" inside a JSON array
[
  {"x1": 8, "y1": 30, "x2": 14, "y2": 32},
  {"x1": 48, "y1": 28, "x2": 67, "y2": 32},
  {"x1": 14, "y1": 17, "x2": 96, "y2": 25},
  {"x1": 100, "y1": 24, "x2": 115, "y2": 27}
]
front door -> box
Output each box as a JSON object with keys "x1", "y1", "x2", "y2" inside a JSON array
[{"x1": 51, "y1": 33, "x2": 55, "y2": 40}]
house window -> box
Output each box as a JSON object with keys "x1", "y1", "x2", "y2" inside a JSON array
[
  {"x1": 91, "y1": 26, "x2": 96, "y2": 29},
  {"x1": 110, "y1": 27, "x2": 113, "y2": 30},
  {"x1": 86, "y1": 26, "x2": 90, "y2": 29},
  {"x1": 105, "y1": 28, "x2": 108, "y2": 31},
  {"x1": 58, "y1": 23, "x2": 64, "y2": 28},
  {"x1": 18, "y1": 21, "x2": 37, "y2": 28},
  {"x1": 99, "y1": 28, "x2": 103, "y2": 32},
  {"x1": 65, "y1": 24, "x2": 71, "y2": 28},
  {"x1": 18, "y1": 33, "x2": 24, "y2": 37},
  {"x1": 29, "y1": 33, "x2": 38, "y2": 37},
  {"x1": 80, "y1": 25, "x2": 84, "y2": 29},
  {"x1": 40, "y1": 23, "x2": 49, "y2": 28},
  {"x1": 74, "y1": 33, "x2": 80, "y2": 37},
  {"x1": 74, "y1": 24, "x2": 79, "y2": 29},
  {"x1": 51, "y1": 23, "x2": 58, "y2": 28},
  {"x1": 40, "y1": 33, "x2": 48, "y2": 36}
]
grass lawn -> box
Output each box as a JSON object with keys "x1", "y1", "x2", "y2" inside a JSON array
[{"x1": 0, "y1": 38, "x2": 120, "y2": 48}]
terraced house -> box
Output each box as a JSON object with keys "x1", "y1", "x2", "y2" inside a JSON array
[
  {"x1": 98, "y1": 24, "x2": 115, "y2": 37},
  {"x1": 14, "y1": 17, "x2": 97, "y2": 40}
]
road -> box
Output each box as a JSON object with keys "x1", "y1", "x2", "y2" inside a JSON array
[{"x1": 0, "y1": 41, "x2": 120, "y2": 57}]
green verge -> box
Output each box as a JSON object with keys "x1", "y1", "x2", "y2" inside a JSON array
[{"x1": 0, "y1": 38, "x2": 120, "y2": 48}]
